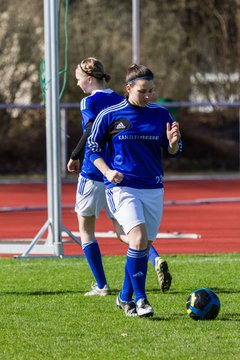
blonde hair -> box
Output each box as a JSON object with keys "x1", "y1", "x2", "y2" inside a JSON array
[{"x1": 77, "y1": 57, "x2": 111, "y2": 83}]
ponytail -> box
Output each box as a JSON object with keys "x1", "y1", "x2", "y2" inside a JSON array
[{"x1": 78, "y1": 57, "x2": 111, "y2": 83}]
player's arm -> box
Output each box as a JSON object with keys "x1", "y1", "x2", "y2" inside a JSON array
[
  {"x1": 159, "y1": 108, "x2": 181, "y2": 156},
  {"x1": 68, "y1": 97, "x2": 95, "y2": 173},
  {"x1": 67, "y1": 121, "x2": 93, "y2": 173},
  {"x1": 87, "y1": 112, "x2": 124, "y2": 184},
  {"x1": 166, "y1": 121, "x2": 181, "y2": 155},
  {"x1": 70, "y1": 121, "x2": 93, "y2": 160},
  {"x1": 93, "y1": 157, "x2": 123, "y2": 184}
]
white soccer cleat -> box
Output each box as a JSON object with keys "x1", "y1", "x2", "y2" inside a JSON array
[
  {"x1": 116, "y1": 294, "x2": 138, "y2": 317},
  {"x1": 84, "y1": 283, "x2": 110, "y2": 296},
  {"x1": 136, "y1": 298, "x2": 154, "y2": 317}
]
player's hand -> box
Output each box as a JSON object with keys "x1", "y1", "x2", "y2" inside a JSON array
[
  {"x1": 67, "y1": 159, "x2": 79, "y2": 173},
  {"x1": 105, "y1": 169, "x2": 124, "y2": 184},
  {"x1": 166, "y1": 121, "x2": 181, "y2": 147}
]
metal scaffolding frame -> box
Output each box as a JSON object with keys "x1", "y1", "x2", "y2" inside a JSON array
[{"x1": 17, "y1": 0, "x2": 81, "y2": 258}]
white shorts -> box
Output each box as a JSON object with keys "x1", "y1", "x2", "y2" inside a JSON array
[
  {"x1": 106, "y1": 186, "x2": 164, "y2": 241},
  {"x1": 75, "y1": 175, "x2": 111, "y2": 218}
]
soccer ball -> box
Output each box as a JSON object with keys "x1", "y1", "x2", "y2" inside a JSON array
[{"x1": 186, "y1": 288, "x2": 220, "y2": 320}]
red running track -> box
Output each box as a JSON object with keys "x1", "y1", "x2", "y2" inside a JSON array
[{"x1": 0, "y1": 178, "x2": 240, "y2": 256}]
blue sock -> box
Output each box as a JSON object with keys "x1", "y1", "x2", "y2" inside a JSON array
[
  {"x1": 126, "y1": 248, "x2": 148, "y2": 303},
  {"x1": 82, "y1": 240, "x2": 107, "y2": 289},
  {"x1": 120, "y1": 261, "x2": 134, "y2": 302},
  {"x1": 148, "y1": 244, "x2": 160, "y2": 267}
]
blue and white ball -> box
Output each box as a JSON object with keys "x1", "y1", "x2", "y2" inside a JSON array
[{"x1": 186, "y1": 288, "x2": 220, "y2": 320}]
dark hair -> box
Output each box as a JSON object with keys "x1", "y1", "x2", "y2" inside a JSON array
[
  {"x1": 125, "y1": 64, "x2": 154, "y2": 84},
  {"x1": 77, "y1": 57, "x2": 111, "y2": 82}
]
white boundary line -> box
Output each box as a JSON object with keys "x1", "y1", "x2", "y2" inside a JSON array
[
  {"x1": 62, "y1": 231, "x2": 201, "y2": 240},
  {"x1": 0, "y1": 244, "x2": 55, "y2": 255},
  {"x1": 1, "y1": 197, "x2": 240, "y2": 213},
  {"x1": 0, "y1": 231, "x2": 201, "y2": 254}
]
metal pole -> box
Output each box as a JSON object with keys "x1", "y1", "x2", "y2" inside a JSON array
[
  {"x1": 50, "y1": 0, "x2": 63, "y2": 256},
  {"x1": 44, "y1": 0, "x2": 54, "y2": 243},
  {"x1": 60, "y1": 108, "x2": 67, "y2": 177},
  {"x1": 132, "y1": 0, "x2": 140, "y2": 64}
]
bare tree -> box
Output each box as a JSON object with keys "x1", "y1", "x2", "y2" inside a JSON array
[{"x1": 0, "y1": 1, "x2": 43, "y2": 104}]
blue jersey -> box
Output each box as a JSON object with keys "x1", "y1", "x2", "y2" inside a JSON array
[
  {"x1": 87, "y1": 99, "x2": 182, "y2": 189},
  {"x1": 80, "y1": 89, "x2": 123, "y2": 182}
]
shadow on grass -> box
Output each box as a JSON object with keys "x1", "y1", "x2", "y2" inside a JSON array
[
  {"x1": 1, "y1": 288, "x2": 139, "y2": 297},
  {"x1": 219, "y1": 313, "x2": 240, "y2": 322},
  {"x1": 149, "y1": 287, "x2": 240, "y2": 295},
  {"x1": 148, "y1": 288, "x2": 195, "y2": 295},
  {"x1": 148, "y1": 313, "x2": 240, "y2": 322},
  {"x1": 148, "y1": 313, "x2": 186, "y2": 321},
  {"x1": 0, "y1": 290, "x2": 85, "y2": 296},
  {"x1": 5, "y1": 287, "x2": 237, "y2": 297},
  {"x1": 210, "y1": 287, "x2": 240, "y2": 294}
]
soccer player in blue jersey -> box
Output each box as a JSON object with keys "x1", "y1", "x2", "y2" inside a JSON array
[
  {"x1": 67, "y1": 58, "x2": 124, "y2": 296},
  {"x1": 68, "y1": 58, "x2": 172, "y2": 299},
  {"x1": 87, "y1": 64, "x2": 182, "y2": 317}
]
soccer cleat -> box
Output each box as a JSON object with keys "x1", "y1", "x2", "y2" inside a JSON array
[
  {"x1": 155, "y1": 257, "x2": 172, "y2": 292},
  {"x1": 116, "y1": 295, "x2": 138, "y2": 317},
  {"x1": 136, "y1": 298, "x2": 154, "y2": 317},
  {"x1": 84, "y1": 283, "x2": 110, "y2": 296}
]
